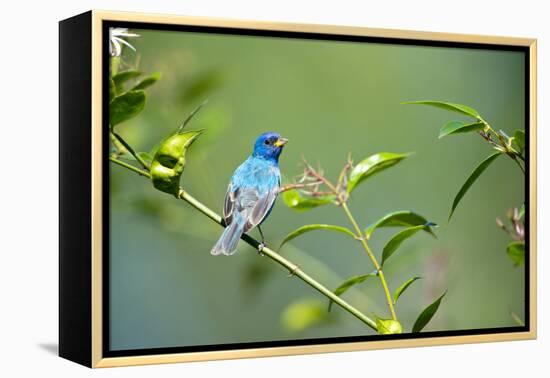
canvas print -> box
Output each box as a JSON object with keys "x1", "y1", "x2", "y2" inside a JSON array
[{"x1": 106, "y1": 24, "x2": 527, "y2": 354}]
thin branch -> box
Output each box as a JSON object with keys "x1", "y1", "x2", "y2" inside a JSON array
[
  {"x1": 511, "y1": 155, "x2": 526, "y2": 174},
  {"x1": 479, "y1": 122, "x2": 526, "y2": 175},
  {"x1": 279, "y1": 181, "x2": 323, "y2": 193},
  {"x1": 516, "y1": 153, "x2": 525, "y2": 162},
  {"x1": 298, "y1": 190, "x2": 334, "y2": 197},
  {"x1": 496, "y1": 217, "x2": 512, "y2": 236},
  {"x1": 110, "y1": 157, "x2": 378, "y2": 331},
  {"x1": 478, "y1": 131, "x2": 500, "y2": 148},
  {"x1": 336, "y1": 153, "x2": 353, "y2": 193},
  {"x1": 298, "y1": 156, "x2": 398, "y2": 321},
  {"x1": 109, "y1": 157, "x2": 151, "y2": 177},
  {"x1": 110, "y1": 130, "x2": 150, "y2": 170},
  {"x1": 109, "y1": 132, "x2": 126, "y2": 158},
  {"x1": 341, "y1": 202, "x2": 398, "y2": 321},
  {"x1": 302, "y1": 159, "x2": 340, "y2": 196}
]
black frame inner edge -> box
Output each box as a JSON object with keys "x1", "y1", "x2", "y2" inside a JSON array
[{"x1": 101, "y1": 20, "x2": 531, "y2": 358}]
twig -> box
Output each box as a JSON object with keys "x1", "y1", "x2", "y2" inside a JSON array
[
  {"x1": 479, "y1": 121, "x2": 526, "y2": 175},
  {"x1": 341, "y1": 202, "x2": 398, "y2": 321},
  {"x1": 109, "y1": 156, "x2": 378, "y2": 331},
  {"x1": 298, "y1": 190, "x2": 334, "y2": 197},
  {"x1": 511, "y1": 155, "x2": 526, "y2": 174},
  {"x1": 336, "y1": 154, "x2": 353, "y2": 193},
  {"x1": 302, "y1": 159, "x2": 340, "y2": 195},
  {"x1": 110, "y1": 156, "x2": 151, "y2": 177},
  {"x1": 110, "y1": 130, "x2": 150, "y2": 170},
  {"x1": 479, "y1": 131, "x2": 500, "y2": 148},
  {"x1": 279, "y1": 181, "x2": 323, "y2": 193},
  {"x1": 299, "y1": 156, "x2": 398, "y2": 321}
]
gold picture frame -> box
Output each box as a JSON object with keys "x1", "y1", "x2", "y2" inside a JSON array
[{"x1": 59, "y1": 10, "x2": 537, "y2": 368}]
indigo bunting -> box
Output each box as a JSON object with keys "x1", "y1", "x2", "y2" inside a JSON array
[{"x1": 211, "y1": 132, "x2": 288, "y2": 256}]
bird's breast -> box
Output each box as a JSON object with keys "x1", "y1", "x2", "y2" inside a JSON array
[{"x1": 231, "y1": 157, "x2": 280, "y2": 189}]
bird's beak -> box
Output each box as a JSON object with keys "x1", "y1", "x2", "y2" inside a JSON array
[{"x1": 274, "y1": 137, "x2": 288, "y2": 147}]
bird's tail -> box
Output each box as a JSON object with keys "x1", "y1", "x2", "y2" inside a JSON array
[{"x1": 211, "y1": 217, "x2": 245, "y2": 256}]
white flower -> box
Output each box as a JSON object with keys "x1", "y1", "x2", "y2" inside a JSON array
[{"x1": 109, "y1": 28, "x2": 139, "y2": 57}]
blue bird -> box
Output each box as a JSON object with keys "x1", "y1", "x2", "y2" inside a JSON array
[{"x1": 211, "y1": 132, "x2": 288, "y2": 256}]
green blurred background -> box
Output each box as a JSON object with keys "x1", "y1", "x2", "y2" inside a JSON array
[{"x1": 109, "y1": 28, "x2": 525, "y2": 351}]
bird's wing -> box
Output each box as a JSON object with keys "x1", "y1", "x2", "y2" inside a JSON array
[
  {"x1": 223, "y1": 184, "x2": 238, "y2": 226},
  {"x1": 243, "y1": 164, "x2": 280, "y2": 232},
  {"x1": 224, "y1": 158, "x2": 280, "y2": 231},
  {"x1": 243, "y1": 184, "x2": 279, "y2": 232},
  {"x1": 223, "y1": 184, "x2": 266, "y2": 228}
]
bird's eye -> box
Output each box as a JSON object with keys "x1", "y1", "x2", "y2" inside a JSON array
[{"x1": 264, "y1": 139, "x2": 271, "y2": 145}]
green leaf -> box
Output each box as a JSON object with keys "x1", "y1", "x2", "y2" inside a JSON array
[
  {"x1": 393, "y1": 276, "x2": 422, "y2": 304},
  {"x1": 347, "y1": 152, "x2": 410, "y2": 193},
  {"x1": 365, "y1": 210, "x2": 436, "y2": 238},
  {"x1": 412, "y1": 291, "x2": 447, "y2": 333},
  {"x1": 138, "y1": 152, "x2": 153, "y2": 165},
  {"x1": 279, "y1": 224, "x2": 356, "y2": 251},
  {"x1": 110, "y1": 90, "x2": 146, "y2": 127},
  {"x1": 507, "y1": 241, "x2": 525, "y2": 266},
  {"x1": 376, "y1": 317, "x2": 403, "y2": 335},
  {"x1": 438, "y1": 120, "x2": 485, "y2": 139},
  {"x1": 282, "y1": 189, "x2": 335, "y2": 211},
  {"x1": 112, "y1": 70, "x2": 142, "y2": 94},
  {"x1": 328, "y1": 273, "x2": 375, "y2": 312},
  {"x1": 402, "y1": 100, "x2": 480, "y2": 118},
  {"x1": 513, "y1": 129, "x2": 525, "y2": 153},
  {"x1": 449, "y1": 152, "x2": 502, "y2": 221},
  {"x1": 124, "y1": 151, "x2": 153, "y2": 165},
  {"x1": 381, "y1": 225, "x2": 432, "y2": 266},
  {"x1": 282, "y1": 299, "x2": 328, "y2": 332},
  {"x1": 109, "y1": 79, "x2": 116, "y2": 102},
  {"x1": 132, "y1": 72, "x2": 161, "y2": 91}
]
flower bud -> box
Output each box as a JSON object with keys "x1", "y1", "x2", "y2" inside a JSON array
[{"x1": 150, "y1": 129, "x2": 203, "y2": 195}]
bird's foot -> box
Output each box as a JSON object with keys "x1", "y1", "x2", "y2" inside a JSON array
[{"x1": 257, "y1": 242, "x2": 265, "y2": 256}]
